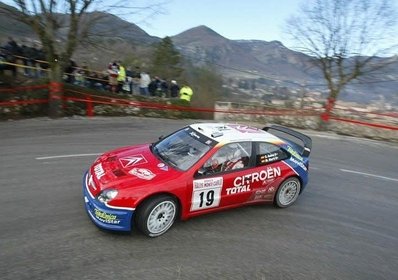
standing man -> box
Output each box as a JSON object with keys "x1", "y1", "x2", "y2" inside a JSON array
[
  {"x1": 139, "y1": 71, "x2": 151, "y2": 96},
  {"x1": 170, "y1": 80, "x2": 180, "y2": 98}
]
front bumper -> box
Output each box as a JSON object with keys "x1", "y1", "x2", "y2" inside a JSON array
[{"x1": 82, "y1": 172, "x2": 134, "y2": 232}]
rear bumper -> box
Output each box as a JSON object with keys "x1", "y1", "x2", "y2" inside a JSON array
[{"x1": 82, "y1": 172, "x2": 134, "y2": 232}]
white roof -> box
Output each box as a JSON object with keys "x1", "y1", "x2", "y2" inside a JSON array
[{"x1": 190, "y1": 123, "x2": 284, "y2": 144}]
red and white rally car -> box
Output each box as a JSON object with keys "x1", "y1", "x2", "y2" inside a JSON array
[{"x1": 83, "y1": 123, "x2": 312, "y2": 237}]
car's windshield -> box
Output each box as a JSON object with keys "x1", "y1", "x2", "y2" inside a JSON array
[{"x1": 153, "y1": 127, "x2": 213, "y2": 171}]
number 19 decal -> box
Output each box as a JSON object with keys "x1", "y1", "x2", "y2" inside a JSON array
[{"x1": 191, "y1": 177, "x2": 223, "y2": 211}]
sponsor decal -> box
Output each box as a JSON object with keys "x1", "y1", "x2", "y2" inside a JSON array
[
  {"x1": 88, "y1": 174, "x2": 97, "y2": 190},
  {"x1": 193, "y1": 177, "x2": 223, "y2": 191},
  {"x1": 252, "y1": 186, "x2": 275, "y2": 200},
  {"x1": 94, "y1": 163, "x2": 105, "y2": 180},
  {"x1": 253, "y1": 189, "x2": 267, "y2": 200},
  {"x1": 290, "y1": 157, "x2": 307, "y2": 171},
  {"x1": 157, "y1": 163, "x2": 169, "y2": 171},
  {"x1": 129, "y1": 168, "x2": 156, "y2": 180},
  {"x1": 260, "y1": 152, "x2": 279, "y2": 163},
  {"x1": 190, "y1": 131, "x2": 200, "y2": 139},
  {"x1": 94, "y1": 208, "x2": 121, "y2": 224},
  {"x1": 228, "y1": 124, "x2": 260, "y2": 134},
  {"x1": 191, "y1": 177, "x2": 223, "y2": 211},
  {"x1": 287, "y1": 146, "x2": 304, "y2": 161},
  {"x1": 226, "y1": 184, "x2": 251, "y2": 195},
  {"x1": 227, "y1": 167, "x2": 282, "y2": 196},
  {"x1": 119, "y1": 155, "x2": 147, "y2": 168}
]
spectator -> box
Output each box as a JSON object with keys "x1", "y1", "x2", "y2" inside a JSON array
[
  {"x1": 5, "y1": 37, "x2": 19, "y2": 52},
  {"x1": 108, "y1": 61, "x2": 119, "y2": 93},
  {"x1": 86, "y1": 71, "x2": 100, "y2": 90},
  {"x1": 21, "y1": 44, "x2": 31, "y2": 76},
  {"x1": 153, "y1": 76, "x2": 163, "y2": 97},
  {"x1": 139, "y1": 71, "x2": 151, "y2": 96},
  {"x1": 98, "y1": 71, "x2": 109, "y2": 91},
  {"x1": 125, "y1": 67, "x2": 133, "y2": 94},
  {"x1": 0, "y1": 48, "x2": 7, "y2": 77},
  {"x1": 148, "y1": 77, "x2": 157, "y2": 96},
  {"x1": 160, "y1": 79, "x2": 169, "y2": 98},
  {"x1": 170, "y1": 80, "x2": 180, "y2": 98},
  {"x1": 74, "y1": 67, "x2": 85, "y2": 86},
  {"x1": 117, "y1": 61, "x2": 126, "y2": 93},
  {"x1": 132, "y1": 66, "x2": 141, "y2": 94},
  {"x1": 81, "y1": 62, "x2": 90, "y2": 86},
  {"x1": 64, "y1": 59, "x2": 77, "y2": 84},
  {"x1": 36, "y1": 47, "x2": 48, "y2": 78},
  {"x1": 179, "y1": 84, "x2": 194, "y2": 103},
  {"x1": 2, "y1": 37, "x2": 20, "y2": 78}
]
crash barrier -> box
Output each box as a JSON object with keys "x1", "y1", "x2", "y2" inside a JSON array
[
  {"x1": 0, "y1": 84, "x2": 49, "y2": 106},
  {"x1": 328, "y1": 116, "x2": 397, "y2": 130}
]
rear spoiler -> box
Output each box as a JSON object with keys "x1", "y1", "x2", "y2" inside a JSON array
[{"x1": 263, "y1": 125, "x2": 312, "y2": 157}]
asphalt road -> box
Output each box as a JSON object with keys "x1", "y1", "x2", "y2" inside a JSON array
[{"x1": 0, "y1": 117, "x2": 397, "y2": 280}]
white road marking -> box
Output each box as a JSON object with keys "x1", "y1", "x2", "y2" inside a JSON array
[
  {"x1": 340, "y1": 169, "x2": 398, "y2": 182},
  {"x1": 36, "y1": 153, "x2": 100, "y2": 160}
]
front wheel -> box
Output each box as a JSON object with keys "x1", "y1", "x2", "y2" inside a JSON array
[
  {"x1": 135, "y1": 195, "x2": 178, "y2": 237},
  {"x1": 274, "y1": 177, "x2": 301, "y2": 208}
]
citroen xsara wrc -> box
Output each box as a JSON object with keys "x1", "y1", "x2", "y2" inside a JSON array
[{"x1": 83, "y1": 123, "x2": 312, "y2": 237}]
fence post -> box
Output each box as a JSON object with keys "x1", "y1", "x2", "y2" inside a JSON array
[
  {"x1": 86, "y1": 96, "x2": 94, "y2": 117},
  {"x1": 320, "y1": 97, "x2": 336, "y2": 122}
]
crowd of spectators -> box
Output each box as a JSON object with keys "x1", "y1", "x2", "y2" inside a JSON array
[
  {"x1": 0, "y1": 37, "x2": 47, "y2": 78},
  {"x1": 1, "y1": 37, "x2": 192, "y2": 101}
]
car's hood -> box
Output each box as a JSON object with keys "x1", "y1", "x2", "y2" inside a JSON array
[{"x1": 88, "y1": 144, "x2": 181, "y2": 196}]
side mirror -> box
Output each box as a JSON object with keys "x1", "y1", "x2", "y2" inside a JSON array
[{"x1": 158, "y1": 135, "x2": 164, "y2": 140}]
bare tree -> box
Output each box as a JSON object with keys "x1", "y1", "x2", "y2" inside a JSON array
[
  {"x1": 285, "y1": 0, "x2": 398, "y2": 121},
  {"x1": 0, "y1": 0, "x2": 166, "y2": 117}
]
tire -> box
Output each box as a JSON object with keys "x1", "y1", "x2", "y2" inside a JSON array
[
  {"x1": 135, "y1": 195, "x2": 178, "y2": 237},
  {"x1": 274, "y1": 177, "x2": 301, "y2": 208}
]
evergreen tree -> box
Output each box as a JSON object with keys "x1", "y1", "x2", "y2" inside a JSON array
[{"x1": 151, "y1": 37, "x2": 183, "y2": 80}]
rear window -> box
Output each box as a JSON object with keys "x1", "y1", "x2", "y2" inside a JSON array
[{"x1": 256, "y1": 142, "x2": 289, "y2": 165}]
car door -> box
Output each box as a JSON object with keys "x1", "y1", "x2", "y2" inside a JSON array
[
  {"x1": 246, "y1": 142, "x2": 291, "y2": 202},
  {"x1": 189, "y1": 142, "x2": 254, "y2": 213}
]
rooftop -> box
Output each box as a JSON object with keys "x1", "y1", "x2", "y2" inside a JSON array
[{"x1": 190, "y1": 123, "x2": 284, "y2": 144}]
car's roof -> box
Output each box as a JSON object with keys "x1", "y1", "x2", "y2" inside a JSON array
[{"x1": 189, "y1": 123, "x2": 285, "y2": 145}]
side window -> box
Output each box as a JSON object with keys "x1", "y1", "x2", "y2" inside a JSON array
[
  {"x1": 202, "y1": 142, "x2": 252, "y2": 175},
  {"x1": 256, "y1": 142, "x2": 288, "y2": 166}
]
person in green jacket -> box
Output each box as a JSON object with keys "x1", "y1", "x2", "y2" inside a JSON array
[
  {"x1": 117, "y1": 61, "x2": 126, "y2": 93},
  {"x1": 179, "y1": 84, "x2": 193, "y2": 102}
]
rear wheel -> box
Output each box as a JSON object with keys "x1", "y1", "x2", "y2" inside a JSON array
[
  {"x1": 275, "y1": 177, "x2": 301, "y2": 208},
  {"x1": 135, "y1": 195, "x2": 178, "y2": 237}
]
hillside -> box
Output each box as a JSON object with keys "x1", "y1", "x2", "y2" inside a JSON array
[{"x1": 173, "y1": 26, "x2": 320, "y2": 82}]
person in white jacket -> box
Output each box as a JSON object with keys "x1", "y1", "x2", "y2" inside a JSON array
[{"x1": 139, "y1": 71, "x2": 151, "y2": 96}]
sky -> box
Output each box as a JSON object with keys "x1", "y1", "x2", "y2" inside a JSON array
[
  {"x1": 1, "y1": 0, "x2": 300, "y2": 47},
  {"x1": 2, "y1": 0, "x2": 398, "y2": 53},
  {"x1": 120, "y1": 0, "x2": 398, "y2": 54},
  {"x1": 132, "y1": 0, "x2": 301, "y2": 47}
]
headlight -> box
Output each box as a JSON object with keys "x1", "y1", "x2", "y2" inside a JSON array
[{"x1": 97, "y1": 189, "x2": 118, "y2": 203}]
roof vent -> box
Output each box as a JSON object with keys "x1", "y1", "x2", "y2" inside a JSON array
[{"x1": 211, "y1": 131, "x2": 223, "y2": 138}]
